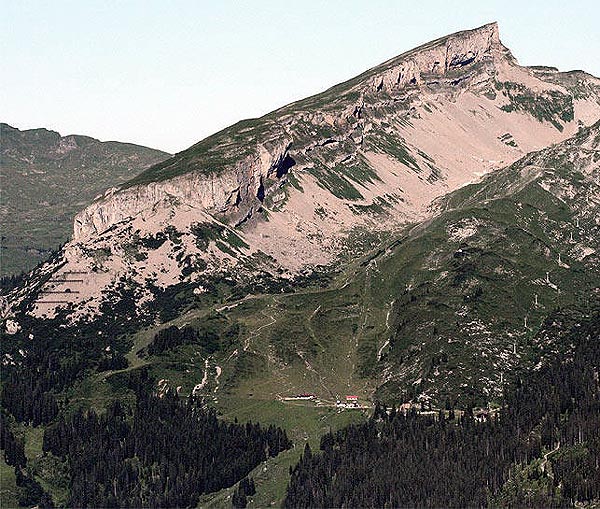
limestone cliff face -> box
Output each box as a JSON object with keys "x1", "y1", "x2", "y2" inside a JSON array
[
  {"x1": 367, "y1": 22, "x2": 506, "y2": 92},
  {"x1": 74, "y1": 137, "x2": 292, "y2": 240}
]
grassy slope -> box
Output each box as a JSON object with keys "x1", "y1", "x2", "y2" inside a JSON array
[
  {"x1": 148, "y1": 125, "x2": 598, "y2": 406},
  {"x1": 198, "y1": 403, "x2": 366, "y2": 508},
  {"x1": 0, "y1": 457, "x2": 20, "y2": 509}
]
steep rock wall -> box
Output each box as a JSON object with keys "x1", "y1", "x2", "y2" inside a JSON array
[
  {"x1": 73, "y1": 24, "x2": 508, "y2": 242},
  {"x1": 74, "y1": 137, "x2": 292, "y2": 240},
  {"x1": 370, "y1": 22, "x2": 506, "y2": 92}
]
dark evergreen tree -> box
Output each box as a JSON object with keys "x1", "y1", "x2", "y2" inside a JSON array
[
  {"x1": 0, "y1": 412, "x2": 26, "y2": 468},
  {"x1": 284, "y1": 307, "x2": 600, "y2": 508},
  {"x1": 43, "y1": 393, "x2": 290, "y2": 508}
]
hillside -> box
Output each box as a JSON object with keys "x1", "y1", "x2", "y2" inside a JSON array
[
  {"x1": 0, "y1": 123, "x2": 169, "y2": 276},
  {"x1": 101, "y1": 120, "x2": 598, "y2": 410},
  {"x1": 284, "y1": 303, "x2": 600, "y2": 507},
  {"x1": 1, "y1": 120, "x2": 597, "y2": 508}
]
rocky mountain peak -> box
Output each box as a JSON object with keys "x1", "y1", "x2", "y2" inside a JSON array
[
  {"x1": 69, "y1": 25, "x2": 518, "y2": 247},
  {"x1": 365, "y1": 21, "x2": 506, "y2": 93}
]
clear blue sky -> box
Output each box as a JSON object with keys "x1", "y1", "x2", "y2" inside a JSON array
[{"x1": 2, "y1": 0, "x2": 599, "y2": 153}]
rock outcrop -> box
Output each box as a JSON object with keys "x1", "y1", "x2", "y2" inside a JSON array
[
  {"x1": 368, "y1": 22, "x2": 507, "y2": 92},
  {"x1": 74, "y1": 137, "x2": 292, "y2": 239}
]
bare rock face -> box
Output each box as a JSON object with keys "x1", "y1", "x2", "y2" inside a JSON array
[
  {"x1": 72, "y1": 23, "x2": 510, "y2": 243},
  {"x1": 74, "y1": 137, "x2": 292, "y2": 240},
  {"x1": 370, "y1": 22, "x2": 506, "y2": 91}
]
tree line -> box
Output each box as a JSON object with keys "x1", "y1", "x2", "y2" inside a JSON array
[
  {"x1": 42, "y1": 390, "x2": 291, "y2": 508},
  {"x1": 284, "y1": 306, "x2": 600, "y2": 508}
]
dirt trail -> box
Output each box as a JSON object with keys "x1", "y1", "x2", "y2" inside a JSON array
[
  {"x1": 244, "y1": 311, "x2": 277, "y2": 352},
  {"x1": 214, "y1": 366, "x2": 222, "y2": 393},
  {"x1": 377, "y1": 299, "x2": 395, "y2": 361},
  {"x1": 540, "y1": 442, "x2": 560, "y2": 479}
]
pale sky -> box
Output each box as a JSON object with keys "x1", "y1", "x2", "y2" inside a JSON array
[{"x1": 2, "y1": 0, "x2": 599, "y2": 154}]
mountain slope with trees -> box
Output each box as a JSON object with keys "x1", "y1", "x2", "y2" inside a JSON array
[{"x1": 284, "y1": 302, "x2": 600, "y2": 508}]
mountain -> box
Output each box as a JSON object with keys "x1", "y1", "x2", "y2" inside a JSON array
[
  {"x1": 0, "y1": 123, "x2": 170, "y2": 277},
  {"x1": 2, "y1": 23, "x2": 600, "y2": 508},
  {"x1": 3, "y1": 15, "x2": 600, "y2": 438},
  {"x1": 7, "y1": 22, "x2": 600, "y2": 322}
]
